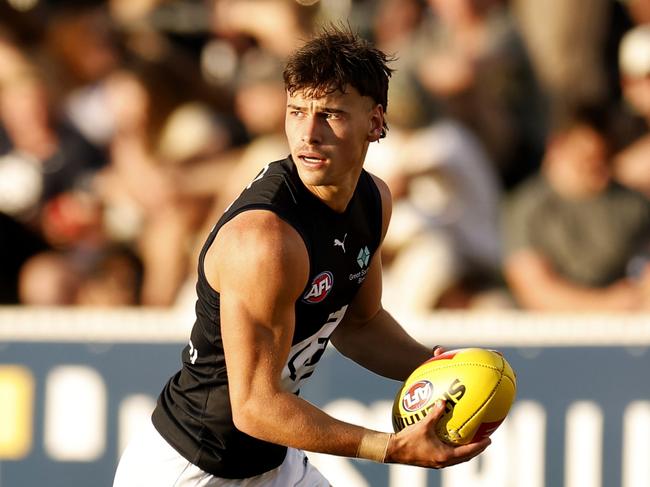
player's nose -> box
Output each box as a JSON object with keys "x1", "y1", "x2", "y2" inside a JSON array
[{"x1": 301, "y1": 115, "x2": 322, "y2": 145}]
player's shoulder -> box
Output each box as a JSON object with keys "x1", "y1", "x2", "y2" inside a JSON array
[
  {"x1": 220, "y1": 210, "x2": 306, "y2": 262},
  {"x1": 205, "y1": 209, "x2": 309, "y2": 297}
]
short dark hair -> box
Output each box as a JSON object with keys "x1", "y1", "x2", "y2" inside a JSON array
[
  {"x1": 283, "y1": 25, "x2": 394, "y2": 138},
  {"x1": 549, "y1": 103, "x2": 614, "y2": 153},
  {"x1": 551, "y1": 103, "x2": 610, "y2": 136}
]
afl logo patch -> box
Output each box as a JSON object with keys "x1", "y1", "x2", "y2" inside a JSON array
[
  {"x1": 303, "y1": 271, "x2": 333, "y2": 304},
  {"x1": 402, "y1": 380, "x2": 433, "y2": 412}
]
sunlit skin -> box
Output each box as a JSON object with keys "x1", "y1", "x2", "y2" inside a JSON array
[
  {"x1": 200, "y1": 83, "x2": 493, "y2": 473},
  {"x1": 284, "y1": 86, "x2": 384, "y2": 212}
]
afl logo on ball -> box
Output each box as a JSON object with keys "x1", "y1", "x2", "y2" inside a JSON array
[
  {"x1": 402, "y1": 380, "x2": 433, "y2": 412},
  {"x1": 303, "y1": 271, "x2": 334, "y2": 303}
]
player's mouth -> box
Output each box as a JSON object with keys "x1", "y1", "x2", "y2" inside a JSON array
[{"x1": 298, "y1": 152, "x2": 327, "y2": 168}]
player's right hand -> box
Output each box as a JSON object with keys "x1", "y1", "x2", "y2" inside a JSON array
[{"x1": 384, "y1": 399, "x2": 491, "y2": 469}]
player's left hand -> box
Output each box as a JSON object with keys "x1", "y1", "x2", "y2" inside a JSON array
[{"x1": 432, "y1": 345, "x2": 446, "y2": 357}]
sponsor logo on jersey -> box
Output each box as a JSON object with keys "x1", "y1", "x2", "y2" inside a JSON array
[
  {"x1": 357, "y1": 246, "x2": 370, "y2": 268},
  {"x1": 348, "y1": 268, "x2": 369, "y2": 284},
  {"x1": 303, "y1": 271, "x2": 334, "y2": 303},
  {"x1": 402, "y1": 380, "x2": 433, "y2": 412}
]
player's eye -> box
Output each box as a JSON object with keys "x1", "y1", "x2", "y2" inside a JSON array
[{"x1": 322, "y1": 112, "x2": 340, "y2": 120}]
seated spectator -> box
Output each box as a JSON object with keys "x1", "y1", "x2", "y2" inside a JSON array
[
  {"x1": 0, "y1": 62, "x2": 107, "y2": 221},
  {"x1": 366, "y1": 116, "x2": 505, "y2": 312},
  {"x1": 18, "y1": 251, "x2": 80, "y2": 306},
  {"x1": 19, "y1": 245, "x2": 143, "y2": 307},
  {"x1": 502, "y1": 106, "x2": 650, "y2": 311},
  {"x1": 96, "y1": 56, "x2": 233, "y2": 306},
  {"x1": 413, "y1": 0, "x2": 546, "y2": 190},
  {"x1": 45, "y1": 2, "x2": 121, "y2": 149},
  {"x1": 0, "y1": 38, "x2": 108, "y2": 304},
  {"x1": 72, "y1": 245, "x2": 143, "y2": 306}
]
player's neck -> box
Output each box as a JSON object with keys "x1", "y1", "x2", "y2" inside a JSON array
[{"x1": 305, "y1": 179, "x2": 357, "y2": 213}]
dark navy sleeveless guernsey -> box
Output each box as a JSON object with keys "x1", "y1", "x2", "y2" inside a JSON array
[{"x1": 152, "y1": 156, "x2": 383, "y2": 478}]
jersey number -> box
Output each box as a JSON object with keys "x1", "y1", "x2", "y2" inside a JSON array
[{"x1": 282, "y1": 306, "x2": 348, "y2": 392}]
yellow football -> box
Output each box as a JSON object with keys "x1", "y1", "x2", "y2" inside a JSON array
[{"x1": 392, "y1": 348, "x2": 517, "y2": 445}]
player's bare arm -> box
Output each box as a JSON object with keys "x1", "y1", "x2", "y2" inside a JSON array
[
  {"x1": 330, "y1": 248, "x2": 432, "y2": 380},
  {"x1": 331, "y1": 174, "x2": 431, "y2": 380},
  {"x1": 205, "y1": 209, "x2": 381, "y2": 458},
  {"x1": 330, "y1": 176, "x2": 491, "y2": 467}
]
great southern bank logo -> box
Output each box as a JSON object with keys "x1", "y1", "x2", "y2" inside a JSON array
[
  {"x1": 303, "y1": 271, "x2": 334, "y2": 303},
  {"x1": 356, "y1": 246, "x2": 370, "y2": 268}
]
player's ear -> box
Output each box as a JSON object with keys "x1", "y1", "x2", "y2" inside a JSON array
[{"x1": 367, "y1": 104, "x2": 384, "y2": 142}]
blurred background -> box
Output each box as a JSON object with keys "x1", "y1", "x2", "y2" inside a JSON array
[
  {"x1": 1, "y1": 0, "x2": 650, "y2": 486},
  {"x1": 0, "y1": 0, "x2": 649, "y2": 312}
]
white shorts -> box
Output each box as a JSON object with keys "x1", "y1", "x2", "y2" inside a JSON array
[{"x1": 113, "y1": 419, "x2": 331, "y2": 487}]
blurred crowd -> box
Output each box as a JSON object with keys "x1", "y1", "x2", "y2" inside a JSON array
[{"x1": 1, "y1": 0, "x2": 650, "y2": 313}]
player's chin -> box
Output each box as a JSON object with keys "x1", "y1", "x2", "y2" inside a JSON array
[
  {"x1": 299, "y1": 173, "x2": 332, "y2": 190},
  {"x1": 295, "y1": 163, "x2": 331, "y2": 186}
]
